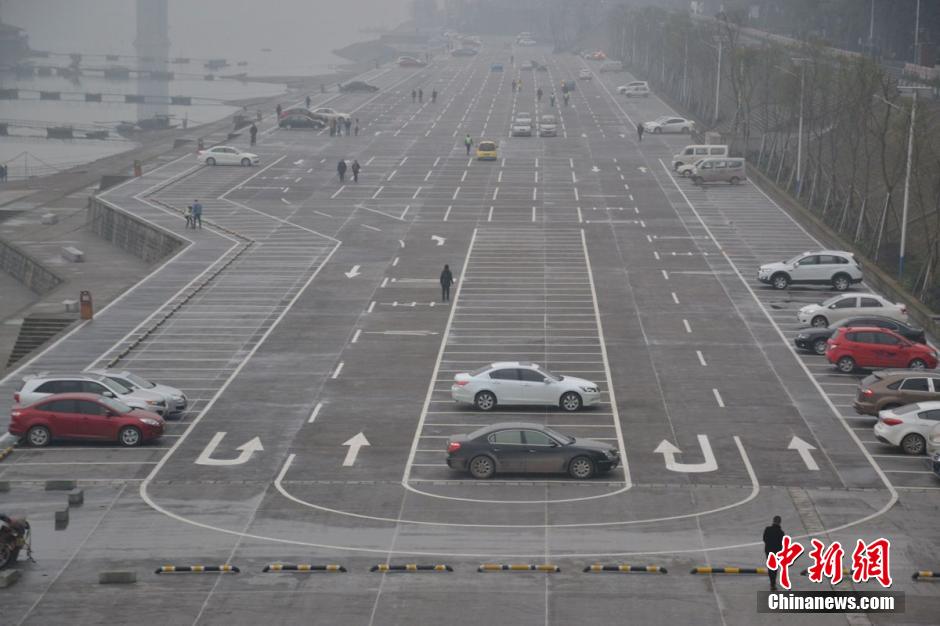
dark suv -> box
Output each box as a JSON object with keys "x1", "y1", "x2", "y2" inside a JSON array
[{"x1": 853, "y1": 370, "x2": 940, "y2": 416}]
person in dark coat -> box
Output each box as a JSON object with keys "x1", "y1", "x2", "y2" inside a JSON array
[
  {"x1": 191, "y1": 199, "x2": 203, "y2": 229},
  {"x1": 418, "y1": 88, "x2": 423, "y2": 103},
  {"x1": 440, "y1": 264, "x2": 454, "y2": 302},
  {"x1": 305, "y1": 95, "x2": 311, "y2": 108},
  {"x1": 344, "y1": 117, "x2": 352, "y2": 136},
  {"x1": 637, "y1": 121, "x2": 645, "y2": 142},
  {"x1": 249, "y1": 123, "x2": 258, "y2": 146},
  {"x1": 351, "y1": 159, "x2": 360, "y2": 183},
  {"x1": 412, "y1": 89, "x2": 417, "y2": 102},
  {"x1": 337, "y1": 159, "x2": 347, "y2": 183},
  {"x1": 276, "y1": 103, "x2": 282, "y2": 118},
  {"x1": 763, "y1": 515, "x2": 785, "y2": 591}
]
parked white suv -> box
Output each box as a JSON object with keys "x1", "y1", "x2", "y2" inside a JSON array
[
  {"x1": 758, "y1": 250, "x2": 862, "y2": 291},
  {"x1": 451, "y1": 361, "x2": 601, "y2": 412},
  {"x1": 15, "y1": 374, "x2": 168, "y2": 416},
  {"x1": 87, "y1": 369, "x2": 187, "y2": 416}
]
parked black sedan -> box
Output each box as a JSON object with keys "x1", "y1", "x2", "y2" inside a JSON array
[
  {"x1": 795, "y1": 315, "x2": 927, "y2": 355},
  {"x1": 339, "y1": 80, "x2": 379, "y2": 93},
  {"x1": 446, "y1": 422, "x2": 620, "y2": 480}
]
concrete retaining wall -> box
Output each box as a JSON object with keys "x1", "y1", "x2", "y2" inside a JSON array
[
  {"x1": 86, "y1": 197, "x2": 185, "y2": 264},
  {"x1": 0, "y1": 238, "x2": 63, "y2": 294}
]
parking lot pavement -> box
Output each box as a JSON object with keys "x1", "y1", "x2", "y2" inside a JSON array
[{"x1": 2, "y1": 41, "x2": 938, "y2": 625}]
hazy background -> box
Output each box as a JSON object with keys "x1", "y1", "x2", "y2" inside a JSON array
[{"x1": 3, "y1": 0, "x2": 413, "y2": 76}]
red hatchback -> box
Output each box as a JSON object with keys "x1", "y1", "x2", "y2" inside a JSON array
[
  {"x1": 826, "y1": 327, "x2": 938, "y2": 373},
  {"x1": 10, "y1": 393, "x2": 165, "y2": 447}
]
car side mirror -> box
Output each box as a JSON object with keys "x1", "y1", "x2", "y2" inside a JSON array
[
  {"x1": 549, "y1": 440, "x2": 558, "y2": 447},
  {"x1": 103, "y1": 391, "x2": 115, "y2": 398},
  {"x1": 829, "y1": 304, "x2": 837, "y2": 309},
  {"x1": 543, "y1": 379, "x2": 552, "y2": 384}
]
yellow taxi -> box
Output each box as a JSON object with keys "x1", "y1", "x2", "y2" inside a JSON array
[{"x1": 476, "y1": 140, "x2": 498, "y2": 160}]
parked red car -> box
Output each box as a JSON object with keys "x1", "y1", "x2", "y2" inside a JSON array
[
  {"x1": 9, "y1": 393, "x2": 165, "y2": 447},
  {"x1": 826, "y1": 327, "x2": 938, "y2": 373}
]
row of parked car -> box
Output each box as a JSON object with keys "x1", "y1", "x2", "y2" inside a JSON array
[{"x1": 9, "y1": 371, "x2": 186, "y2": 447}]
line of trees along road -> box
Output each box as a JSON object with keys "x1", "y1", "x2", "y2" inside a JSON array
[{"x1": 608, "y1": 5, "x2": 940, "y2": 313}]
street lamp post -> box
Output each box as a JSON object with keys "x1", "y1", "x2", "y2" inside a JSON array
[{"x1": 714, "y1": 38, "x2": 722, "y2": 123}]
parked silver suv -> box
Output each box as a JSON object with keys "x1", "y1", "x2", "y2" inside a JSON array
[{"x1": 15, "y1": 374, "x2": 167, "y2": 416}]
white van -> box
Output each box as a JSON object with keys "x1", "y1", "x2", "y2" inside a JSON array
[
  {"x1": 599, "y1": 61, "x2": 623, "y2": 72},
  {"x1": 618, "y1": 81, "x2": 650, "y2": 97},
  {"x1": 690, "y1": 157, "x2": 746, "y2": 185},
  {"x1": 672, "y1": 144, "x2": 728, "y2": 170}
]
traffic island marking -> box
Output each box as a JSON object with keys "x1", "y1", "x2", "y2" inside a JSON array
[
  {"x1": 155, "y1": 565, "x2": 239, "y2": 574},
  {"x1": 263, "y1": 564, "x2": 346, "y2": 573},
  {"x1": 478, "y1": 564, "x2": 560, "y2": 573},
  {"x1": 585, "y1": 564, "x2": 667, "y2": 574},
  {"x1": 371, "y1": 563, "x2": 453, "y2": 572},
  {"x1": 690, "y1": 567, "x2": 767, "y2": 575}
]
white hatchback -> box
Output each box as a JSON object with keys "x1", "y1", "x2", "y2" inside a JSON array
[
  {"x1": 451, "y1": 362, "x2": 601, "y2": 412},
  {"x1": 873, "y1": 402, "x2": 940, "y2": 455},
  {"x1": 797, "y1": 293, "x2": 908, "y2": 328},
  {"x1": 197, "y1": 146, "x2": 259, "y2": 167}
]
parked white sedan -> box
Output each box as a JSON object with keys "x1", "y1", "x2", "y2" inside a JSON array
[
  {"x1": 797, "y1": 293, "x2": 908, "y2": 328},
  {"x1": 874, "y1": 402, "x2": 940, "y2": 455},
  {"x1": 643, "y1": 116, "x2": 694, "y2": 134},
  {"x1": 451, "y1": 361, "x2": 601, "y2": 412},
  {"x1": 88, "y1": 369, "x2": 187, "y2": 416},
  {"x1": 197, "y1": 146, "x2": 259, "y2": 167}
]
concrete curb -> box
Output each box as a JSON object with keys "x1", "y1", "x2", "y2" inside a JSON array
[
  {"x1": 371, "y1": 563, "x2": 453, "y2": 572},
  {"x1": 263, "y1": 564, "x2": 346, "y2": 573},
  {"x1": 584, "y1": 564, "x2": 667, "y2": 574},
  {"x1": 477, "y1": 563, "x2": 560, "y2": 573}
]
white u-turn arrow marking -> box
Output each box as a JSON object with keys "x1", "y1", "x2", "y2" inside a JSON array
[
  {"x1": 654, "y1": 434, "x2": 717, "y2": 473},
  {"x1": 195, "y1": 432, "x2": 263, "y2": 466},
  {"x1": 431, "y1": 235, "x2": 446, "y2": 246},
  {"x1": 345, "y1": 265, "x2": 361, "y2": 278}
]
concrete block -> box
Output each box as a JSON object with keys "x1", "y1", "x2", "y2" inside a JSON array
[
  {"x1": 45, "y1": 480, "x2": 76, "y2": 490},
  {"x1": 0, "y1": 570, "x2": 21, "y2": 588},
  {"x1": 61, "y1": 246, "x2": 84, "y2": 262},
  {"x1": 41, "y1": 212, "x2": 58, "y2": 225},
  {"x1": 98, "y1": 570, "x2": 136, "y2": 584},
  {"x1": 54, "y1": 509, "x2": 69, "y2": 529},
  {"x1": 68, "y1": 488, "x2": 84, "y2": 506},
  {"x1": 63, "y1": 299, "x2": 78, "y2": 313},
  {"x1": 0, "y1": 481, "x2": 9, "y2": 492}
]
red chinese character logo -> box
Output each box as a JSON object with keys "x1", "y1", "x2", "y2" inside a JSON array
[
  {"x1": 807, "y1": 539, "x2": 845, "y2": 585},
  {"x1": 851, "y1": 538, "x2": 892, "y2": 587},
  {"x1": 766, "y1": 535, "x2": 804, "y2": 590}
]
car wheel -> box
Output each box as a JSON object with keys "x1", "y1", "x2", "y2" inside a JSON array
[
  {"x1": 771, "y1": 273, "x2": 790, "y2": 290},
  {"x1": 813, "y1": 338, "x2": 829, "y2": 355},
  {"x1": 469, "y1": 455, "x2": 496, "y2": 479},
  {"x1": 560, "y1": 391, "x2": 583, "y2": 412},
  {"x1": 901, "y1": 433, "x2": 926, "y2": 455},
  {"x1": 730, "y1": 176, "x2": 740, "y2": 185},
  {"x1": 241, "y1": 158, "x2": 251, "y2": 167},
  {"x1": 908, "y1": 358, "x2": 927, "y2": 370},
  {"x1": 118, "y1": 426, "x2": 142, "y2": 447},
  {"x1": 568, "y1": 456, "x2": 595, "y2": 480},
  {"x1": 836, "y1": 356, "x2": 856, "y2": 373},
  {"x1": 680, "y1": 170, "x2": 691, "y2": 177},
  {"x1": 832, "y1": 274, "x2": 851, "y2": 291},
  {"x1": 474, "y1": 390, "x2": 497, "y2": 411},
  {"x1": 0, "y1": 542, "x2": 15, "y2": 570},
  {"x1": 811, "y1": 315, "x2": 829, "y2": 328},
  {"x1": 674, "y1": 161, "x2": 683, "y2": 170},
  {"x1": 206, "y1": 157, "x2": 216, "y2": 166},
  {"x1": 653, "y1": 127, "x2": 662, "y2": 134},
  {"x1": 682, "y1": 127, "x2": 691, "y2": 133},
  {"x1": 26, "y1": 425, "x2": 51, "y2": 447}
]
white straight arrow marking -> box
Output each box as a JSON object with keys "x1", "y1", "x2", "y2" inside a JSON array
[
  {"x1": 342, "y1": 432, "x2": 370, "y2": 467},
  {"x1": 654, "y1": 435, "x2": 717, "y2": 473},
  {"x1": 195, "y1": 432, "x2": 263, "y2": 466},
  {"x1": 788, "y1": 436, "x2": 820, "y2": 471},
  {"x1": 344, "y1": 265, "x2": 361, "y2": 278}
]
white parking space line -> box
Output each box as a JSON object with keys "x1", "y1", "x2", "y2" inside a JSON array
[{"x1": 712, "y1": 388, "x2": 725, "y2": 407}]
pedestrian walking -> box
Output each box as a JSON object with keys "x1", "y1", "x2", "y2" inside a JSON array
[
  {"x1": 337, "y1": 159, "x2": 347, "y2": 183},
  {"x1": 563, "y1": 92, "x2": 569, "y2": 106},
  {"x1": 351, "y1": 159, "x2": 360, "y2": 183},
  {"x1": 440, "y1": 264, "x2": 454, "y2": 302},
  {"x1": 431, "y1": 89, "x2": 437, "y2": 103},
  {"x1": 354, "y1": 118, "x2": 360, "y2": 136},
  {"x1": 763, "y1": 516, "x2": 785, "y2": 591},
  {"x1": 249, "y1": 123, "x2": 258, "y2": 146},
  {"x1": 517, "y1": 79, "x2": 522, "y2": 92},
  {"x1": 464, "y1": 134, "x2": 473, "y2": 155},
  {"x1": 537, "y1": 87, "x2": 543, "y2": 101},
  {"x1": 330, "y1": 118, "x2": 337, "y2": 136},
  {"x1": 305, "y1": 95, "x2": 311, "y2": 108},
  {"x1": 0, "y1": 164, "x2": 6, "y2": 183},
  {"x1": 412, "y1": 89, "x2": 417, "y2": 103},
  {"x1": 256, "y1": 110, "x2": 262, "y2": 122},
  {"x1": 550, "y1": 93, "x2": 555, "y2": 107},
  {"x1": 418, "y1": 88, "x2": 424, "y2": 103},
  {"x1": 276, "y1": 103, "x2": 282, "y2": 118},
  {"x1": 636, "y1": 121, "x2": 644, "y2": 142},
  {"x1": 191, "y1": 199, "x2": 203, "y2": 229},
  {"x1": 344, "y1": 117, "x2": 352, "y2": 136},
  {"x1": 184, "y1": 204, "x2": 194, "y2": 229},
  {"x1": 511, "y1": 79, "x2": 516, "y2": 92}
]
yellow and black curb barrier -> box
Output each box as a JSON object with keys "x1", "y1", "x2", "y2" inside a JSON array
[
  {"x1": 155, "y1": 565, "x2": 239, "y2": 574},
  {"x1": 370, "y1": 564, "x2": 453, "y2": 573},
  {"x1": 912, "y1": 571, "x2": 940, "y2": 580},
  {"x1": 263, "y1": 564, "x2": 346, "y2": 573},
  {"x1": 0, "y1": 446, "x2": 13, "y2": 462},
  {"x1": 478, "y1": 563, "x2": 560, "y2": 573},
  {"x1": 584, "y1": 564, "x2": 667, "y2": 574},
  {"x1": 690, "y1": 567, "x2": 767, "y2": 575}
]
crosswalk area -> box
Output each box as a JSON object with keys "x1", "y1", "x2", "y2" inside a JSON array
[{"x1": 405, "y1": 226, "x2": 628, "y2": 494}]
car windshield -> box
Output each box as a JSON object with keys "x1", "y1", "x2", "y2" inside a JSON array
[
  {"x1": 541, "y1": 116, "x2": 555, "y2": 123},
  {"x1": 99, "y1": 396, "x2": 133, "y2": 414},
  {"x1": 542, "y1": 427, "x2": 574, "y2": 445},
  {"x1": 91, "y1": 374, "x2": 130, "y2": 394},
  {"x1": 125, "y1": 373, "x2": 155, "y2": 389}
]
